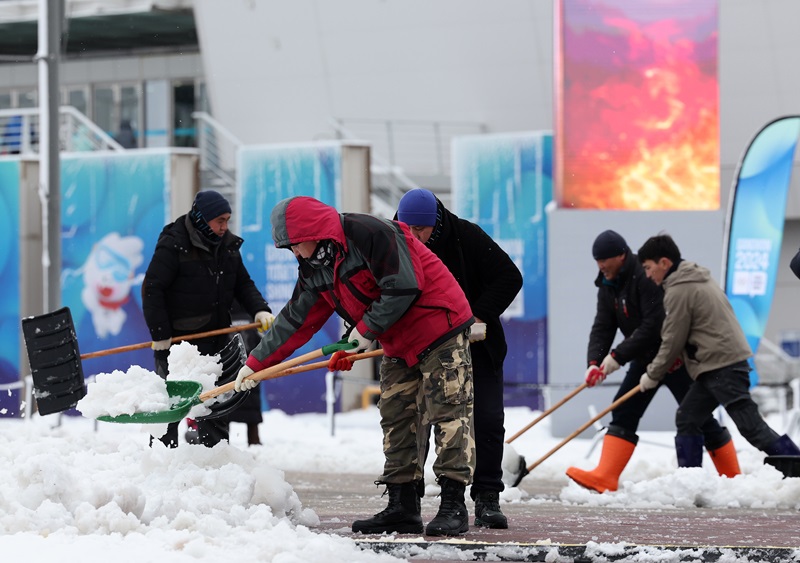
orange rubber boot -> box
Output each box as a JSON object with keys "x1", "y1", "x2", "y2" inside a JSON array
[
  {"x1": 566, "y1": 434, "x2": 636, "y2": 493},
  {"x1": 708, "y1": 439, "x2": 741, "y2": 478}
]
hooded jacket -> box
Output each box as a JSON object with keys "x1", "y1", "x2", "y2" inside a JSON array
[
  {"x1": 587, "y1": 251, "x2": 664, "y2": 366},
  {"x1": 246, "y1": 196, "x2": 474, "y2": 370},
  {"x1": 142, "y1": 214, "x2": 269, "y2": 343},
  {"x1": 646, "y1": 261, "x2": 752, "y2": 381},
  {"x1": 397, "y1": 196, "x2": 522, "y2": 371}
]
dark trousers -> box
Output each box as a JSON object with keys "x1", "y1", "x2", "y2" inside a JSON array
[
  {"x1": 151, "y1": 336, "x2": 231, "y2": 448},
  {"x1": 610, "y1": 360, "x2": 730, "y2": 449},
  {"x1": 470, "y1": 345, "x2": 506, "y2": 497},
  {"x1": 676, "y1": 361, "x2": 780, "y2": 451}
]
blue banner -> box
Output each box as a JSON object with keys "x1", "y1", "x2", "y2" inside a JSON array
[
  {"x1": 451, "y1": 132, "x2": 553, "y2": 408},
  {"x1": 723, "y1": 116, "x2": 800, "y2": 384},
  {"x1": 0, "y1": 160, "x2": 21, "y2": 416},
  {"x1": 238, "y1": 142, "x2": 343, "y2": 413},
  {"x1": 60, "y1": 152, "x2": 170, "y2": 379}
]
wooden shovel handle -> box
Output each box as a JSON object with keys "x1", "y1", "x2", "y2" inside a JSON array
[
  {"x1": 526, "y1": 386, "x2": 640, "y2": 472},
  {"x1": 199, "y1": 348, "x2": 384, "y2": 401},
  {"x1": 506, "y1": 383, "x2": 588, "y2": 444},
  {"x1": 260, "y1": 349, "x2": 385, "y2": 380},
  {"x1": 79, "y1": 322, "x2": 261, "y2": 360}
]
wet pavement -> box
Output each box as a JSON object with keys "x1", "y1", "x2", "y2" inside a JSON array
[{"x1": 287, "y1": 470, "x2": 800, "y2": 562}]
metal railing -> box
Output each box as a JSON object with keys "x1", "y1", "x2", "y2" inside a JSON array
[
  {"x1": 331, "y1": 117, "x2": 487, "y2": 177},
  {"x1": 751, "y1": 338, "x2": 800, "y2": 428},
  {"x1": 329, "y1": 119, "x2": 421, "y2": 214},
  {"x1": 192, "y1": 111, "x2": 241, "y2": 211},
  {"x1": 0, "y1": 106, "x2": 124, "y2": 155}
]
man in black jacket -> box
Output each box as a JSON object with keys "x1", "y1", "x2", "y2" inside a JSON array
[
  {"x1": 142, "y1": 190, "x2": 273, "y2": 448},
  {"x1": 396, "y1": 188, "x2": 522, "y2": 529},
  {"x1": 566, "y1": 230, "x2": 739, "y2": 493}
]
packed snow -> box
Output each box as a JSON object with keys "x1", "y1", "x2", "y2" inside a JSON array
[{"x1": 3, "y1": 343, "x2": 799, "y2": 562}]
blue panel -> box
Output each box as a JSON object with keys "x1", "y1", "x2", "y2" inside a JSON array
[
  {"x1": 60, "y1": 152, "x2": 170, "y2": 381},
  {"x1": 0, "y1": 160, "x2": 21, "y2": 416},
  {"x1": 452, "y1": 132, "x2": 553, "y2": 409},
  {"x1": 238, "y1": 142, "x2": 343, "y2": 414}
]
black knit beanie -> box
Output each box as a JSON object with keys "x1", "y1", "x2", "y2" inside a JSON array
[{"x1": 592, "y1": 230, "x2": 628, "y2": 260}]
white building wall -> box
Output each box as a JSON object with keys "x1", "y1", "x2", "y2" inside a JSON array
[
  {"x1": 194, "y1": 0, "x2": 800, "y2": 351},
  {"x1": 192, "y1": 0, "x2": 553, "y2": 143}
]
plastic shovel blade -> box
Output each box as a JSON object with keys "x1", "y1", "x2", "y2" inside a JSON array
[{"x1": 96, "y1": 380, "x2": 203, "y2": 424}]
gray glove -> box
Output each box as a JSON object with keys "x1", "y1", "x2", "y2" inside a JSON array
[
  {"x1": 151, "y1": 338, "x2": 171, "y2": 351},
  {"x1": 255, "y1": 311, "x2": 275, "y2": 333},
  {"x1": 600, "y1": 353, "x2": 620, "y2": 375},
  {"x1": 349, "y1": 326, "x2": 374, "y2": 353},
  {"x1": 468, "y1": 322, "x2": 487, "y2": 342},
  {"x1": 235, "y1": 365, "x2": 257, "y2": 392},
  {"x1": 639, "y1": 372, "x2": 659, "y2": 392}
]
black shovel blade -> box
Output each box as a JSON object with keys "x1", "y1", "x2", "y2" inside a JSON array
[
  {"x1": 194, "y1": 333, "x2": 250, "y2": 421},
  {"x1": 21, "y1": 307, "x2": 87, "y2": 416}
]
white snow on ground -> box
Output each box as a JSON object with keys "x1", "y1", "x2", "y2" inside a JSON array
[{"x1": 4, "y1": 345, "x2": 798, "y2": 562}]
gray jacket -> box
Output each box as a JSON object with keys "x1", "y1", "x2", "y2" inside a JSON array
[{"x1": 647, "y1": 261, "x2": 752, "y2": 381}]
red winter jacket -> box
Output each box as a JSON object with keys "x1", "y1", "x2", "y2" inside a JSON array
[{"x1": 246, "y1": 196, "x2": 474, "y2": 371}]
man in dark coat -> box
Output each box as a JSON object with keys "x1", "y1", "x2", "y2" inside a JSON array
[
  {"x1": 142, "y1": 190, "x2": 273, "y2": 448},
  {"x1": 566, "y1": 230, "x2": 739, "y2": 493},
  {"x1": 396, "y1": 188, "x2": 522, "y2": 529}
]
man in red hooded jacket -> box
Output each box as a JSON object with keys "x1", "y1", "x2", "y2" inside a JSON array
[{"x1": 234, "y1": 196, "x2": 476, "y2": 537}]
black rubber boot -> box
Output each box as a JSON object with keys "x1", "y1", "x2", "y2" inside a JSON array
[
  {"x1": 675, "y1": 434, "x2": 705, "y2": 467},
  {"x1": 246, "y1": 423, "x2": 261, "y2": 446},
  {"x1": 425, "y1": 478, "x2": 469, "y2": 537},
  {"x1": 765, "y1": 434, "x2": 800, "y2": 456},
  {"x1": 352, "y1": 482, "x2": 423, "y2": 534},
  {"x1": 474, "y1": 490, "x2": 508, "y2": 529}
]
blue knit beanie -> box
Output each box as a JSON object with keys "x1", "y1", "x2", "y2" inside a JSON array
[
  {"x1": 397, "y1": 189, "x2": 438, "y2": 227},
  {"x1": 193, "y1": 190, "x2": 231, "y2": 221},
  {"x1": 592, "y1": 230, "x2": 629, "y2": 260}
]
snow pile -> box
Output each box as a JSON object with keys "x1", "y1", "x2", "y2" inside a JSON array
[
  {"x1": 76, "y1": 342, "x2": 223, "y2": 421},
  {"x1": 76, "y1": 365, "x2": 169, "y2": 418}
]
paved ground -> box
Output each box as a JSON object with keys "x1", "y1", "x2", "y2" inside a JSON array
[{"x1": 286, "y1": 471, "x2": 800, "y2": 562}]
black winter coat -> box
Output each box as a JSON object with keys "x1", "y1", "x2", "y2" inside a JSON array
[
  {"x1": 417, "y1": 199, "x2": 523, "y2": 371},
  {"x1": 587, "y1": 251, "x2": 664, "y2": 367},
  {"x1": 142, "y1": 214, "x2": 269, "y2": 348}
]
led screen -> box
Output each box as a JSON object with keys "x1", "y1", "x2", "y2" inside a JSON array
[{"x1": 556, "y1": 0, "x2": 719, "y2": 209}]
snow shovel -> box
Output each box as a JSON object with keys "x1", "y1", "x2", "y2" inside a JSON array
[
  {"x1": 96, "y1": 340, "x2": 366, "y2": 424},
  {"x1": 195, "y1": 346, "x2": 386, "y2": 421},
  {"x1": 20, "y1": 306, "x2": 259, "y2": 416},
  {"x1": 525, "y1": 386, "x2": 640, "y2": 473},
  {"x1": 502, "y1": 382, "x2": 588, "y2": 487}
]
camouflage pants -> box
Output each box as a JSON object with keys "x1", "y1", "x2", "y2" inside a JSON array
[{"x1": 377, "y1": 331, "x2": 475, "y2": 485}]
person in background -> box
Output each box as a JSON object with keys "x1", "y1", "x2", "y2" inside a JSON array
[
  {"x1": 637, "y1": 233, "x2": 800, "y2": 465},
  {"x1": 566, "y1": 230, "x2": 740, "y2": 494},
  {"x1": 789, "y1": 247, "x2": 800, "y2": 280},
  {"x1": 233, "y1": 195, "x2": 476, "y2": 537},
  {"x1": 142, "y1": 189, "x2": 274, "y2": 448},
  {"x1": 114, "y1": 119, "x2": 138, "y2": 149},
  {"x1": 395, "y1": 188, "x2": 522, "y2": 529}
]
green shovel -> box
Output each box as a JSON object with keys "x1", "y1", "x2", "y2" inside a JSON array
[{"x1": 97, "y1": 340, "x2": 359, "y2": 424}]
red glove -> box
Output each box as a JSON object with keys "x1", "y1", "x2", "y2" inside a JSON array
[
  {"x1": 585, "y1": 365, "x2": 606, "y2": 387},
  {"x1": 667, "y1": 357, "x2": 683, "y2": 373},
  {"x1": 328, "y1": 351, "x2": 356, "y2": 372}
]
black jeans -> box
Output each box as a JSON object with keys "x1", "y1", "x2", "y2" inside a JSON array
[
  {"x1": 676, "y1": 361, "x2": 779, "y2": 451},
  {"x1": 610, "y1": 360, "x2": 730, "y2": 449},
  {"x1": 470, "y1": 344, "x2": 505, "y2": 496}
]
